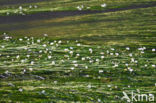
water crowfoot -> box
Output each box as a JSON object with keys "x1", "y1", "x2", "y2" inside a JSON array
[
  {"x1": 0, "y1": 36, "x2": 155, "y2": 102},
  {"x1": 101, "y1": 3, "x2": 107, "y2": 8}
]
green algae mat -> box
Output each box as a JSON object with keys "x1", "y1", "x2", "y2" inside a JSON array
[{"x1": 0, "y1": 0, "x2": 156, "y2": 102}]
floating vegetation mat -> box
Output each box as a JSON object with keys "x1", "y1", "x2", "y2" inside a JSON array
[{"x1": 0, "y1": 36, "x2": 156, "y2": 102}]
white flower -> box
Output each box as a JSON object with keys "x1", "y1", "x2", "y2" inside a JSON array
[
  {"x1": 4, "y1": 36, "x2": 10, "y2": 39},
  {"x1": 39, "y1": 50, "x2": 42, "y2": 53},
  {"x1": 21, "y1": 60, "x2": 25, "y2": 63},
  {"x1": 60, "y1": 60, "x2": 65, "y2": 63},
  {"x1": 89, "y1": 60, "x2": 93, "y2": 63},
  {"x1": 110, "y1": 53, "x2": 113, "y2": 55},
  {"x1": 96, "y1": 59, "x2": 99, "y2": 62},
  {"x1": 101, "y1": 3, "x2": 107, "y2": 7},
  {"x1": 113, "y1": 64, "x2": 118, "y2": 67},
  {"x1": 77, "y1": 5, "x2": 83, "y2": 10},
  {"x1": 115, "y1": 86, "x2": 118, "y2": 88},
  {"x1": 152, "y1": 48, "x2": 155, "y2": 52},
  {"x1": 43, "y1": 44, "x2": 46, "y2": 47},
  {"x1": 71, "y1": 67, "x2": 75, "y2": 70},
  {"x1": 143, "y1": 47, "x2": 146, "y2": 50},
  {"x1": 115, "y1": 53, "x2": 119, "y2": 56},
  {"x1": 98, "y1": 99, "x2": 101, "y2": 102},
  {"x1": 19, "y1": 88, "x2": 23, "y2": 92},
  {"x1": 87, "y1": 84, "x2": 92, "y2": 88},
  {"x1": 16, "y1": 55, "x2": 20, "y2": 59},
  {"x1": 101, "y1": 56, "x2": 104, "y2": 59},
  {"x1": 24, "y1": 47, "x2": 27, "y2": 50},
  {"x1": 37, "y1": 39, "x2": 41, "y2": 43},
  {"x1": 41, "y1": 90, "x2": 45, "y2": 94},
  {"x1": 58, "y1": 40, "x2": 62, "y2": 44},
  {"x1": 43, "y1": 34, "x2": 48, "y2": 37},
  {"x1": 89, "y1": 48, "x2": 92, "y2": 51},
  {"x1": 34, "y1": 5, "x2": 38, "y2": 8},
  {"x1": 70, "y1": 47, "x2": 73, "y2": 49},
  {"x1": 82, "y1": 57, "x2": 85, "y2": 61},
  {"x1": 51, "y1": 61, "x2": 55, "y2": 65},
  {"x1": 149, "y1": 94, "x2": 154, "y2": 97},
  {"x1": 128, "y1": 67, "x2": 133, "y2": 72},
  {"x1": 69, "y1": 51, "x2": 73, "y2": 54},
  {"x1": 64, "y1": 48, "x2": 69, "y2": 52},
  {"x1": 31, "y1": 61, "x2": 34, "y2": 65},
  {"x1": 129, "y1": 53, "x2": 132, "y2": 57},
  {"x1": 29, "y1": 5, "x2": 32, "y2": 8},
  {"x1": 19, "y1": 38, "x2": 23, "y2": 41},
  {"x1": 152, "y1": 64, "x2": 155, "y2": 68},
  {"x1": 48, "y1": 55, "x2": 52, "y2": 59},
  {"x1": 29, "y1": 68, "x2": 33, "y2": 71},
  {"x1": 99, "y1": 70, "x2": 103, "y2": 73},
  {"x1": 126, "y1": 47, "x2": 130, "y2": 50},
  {"x1": 106, "y1": 50, "x2": 109, "y2": 53},
  {"x1": 135, "y1": 60, "x2": 138, "y2": 63},
  {"x1": 54, "y1": 81, "x2": 57, "y2": 84},
  {"x1": 86, "y1": 75, "x2": 89, "y2": 77},
  {"x1": 76, "y1": 54, "x2": 80, "y2": 57},
  {"x1": 74, "y1": 64, "x2": 78, "y2": 67},
  {"x1": 50, "y1": 42, "x2": 54, "y2": 45},
  {"x1": 1, "y1": 46, "x2": 5, "y2": 48},
  {"x1": 111, "y1": 48, "x2": 115, "y2": 51},
  {"x1": 6, "y1": 12, "x2": 10, "y2": 16},
  {"x1": 131, "y1": 58, "x2": 135, "y2": 62},
  {"x1": 107, "y1": 85, "x2": 111, "y2": 88},
  {"x1": 72, "y1": 60, "x2": 77, "y2": 63},
  {"x1": 87, "y1": 7, "x2": 90, "y2": 9},
  {"x1": 77, "y1": 43, "x2": 81, "y2": 46},
  {"x1": 19, "y1": 6, "x2": 22, "y2": 10},
  {"x1": 138, "y1": 48, "x2": 143, "y2": 51},
  {"x1": 125, "y1": 63, "x2": 129, "y2": 66},
  {"x1": 89, "y1": 48, "x2": 93, "y2": 53},
  {"x1": 85, "y1": 66, "x2": 88, "y2": 69},
  {"x1": 26, "y1": 55, "x2": 30, "y2": 58},
  {"x1": 5, "y1": 70, "x2": 9, "y2": 74},
  {"x1": 86, "y1": 57, "x2": 91, "y2": 59},
  {"x1": 77, "y1": 6, "x2": 82, "y2": 10},
  {"x1": 23, "y1": 69, "x2": 26, "y2": 73}
]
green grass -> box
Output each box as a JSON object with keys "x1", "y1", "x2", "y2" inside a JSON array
[
  {"x1": 0, "y1": 0, "x2": 155, "y2": 15},
  {"x1": 0, "y1": 37, "x2": 156, "y2": 102},
  {"x1": 1, "y1": 6, "x2": 156, "y2": 46},
  {"x1": 0, "y1": 0, "x2": 156, "y2": 102}
]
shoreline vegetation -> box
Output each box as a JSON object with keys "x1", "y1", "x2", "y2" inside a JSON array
[
  {"x1": 0, "y1": 0, "x2": 155, "y2": 16},
  {"x1": 0, "y1": 36, "x2": 155, "y2": 102}
]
